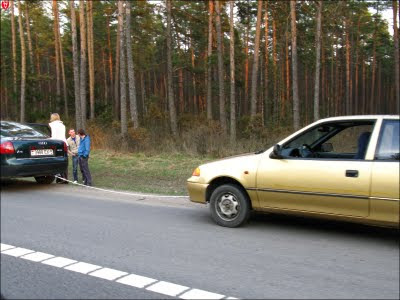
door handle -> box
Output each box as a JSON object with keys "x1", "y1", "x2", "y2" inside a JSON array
[{"x1": 346, "y1": 170, "x2": 359, "y2": 178}]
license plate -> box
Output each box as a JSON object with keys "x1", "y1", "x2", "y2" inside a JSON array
[{"x1": 31, "y1": 149, "x2": 54, "y2": 157}]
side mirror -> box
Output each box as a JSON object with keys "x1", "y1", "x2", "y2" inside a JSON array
[
  {"x1": 269, "y1": 144, "x2": 283, "y2": 159},
  {"x1": 321, "y1": 143, "x2": 333, "y2": 152}
]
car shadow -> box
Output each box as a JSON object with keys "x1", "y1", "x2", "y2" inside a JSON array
[
  {"x1": 248, "y1": 211, "x2": 399, "y2": 243},
  {"x1": 0, "y1": 178, "x2": 54, "y2": 192}
]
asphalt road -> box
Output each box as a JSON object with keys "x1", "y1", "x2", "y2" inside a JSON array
[{"x1": 1, "y1": 179, "x2": 399, "y2": 299}]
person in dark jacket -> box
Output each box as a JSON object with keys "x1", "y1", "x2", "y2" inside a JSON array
[{"x1": 77, "y1": 129, "x2": 92, "y2": 186}]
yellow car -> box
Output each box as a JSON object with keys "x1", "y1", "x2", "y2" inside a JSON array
[{"x1": 187, "y1": 115, "x2": 399, "y2": 228}]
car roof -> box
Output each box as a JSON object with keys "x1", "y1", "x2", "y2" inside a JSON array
[{"x1": 316, "y1": 115, "x2": 399, "y2": 123}]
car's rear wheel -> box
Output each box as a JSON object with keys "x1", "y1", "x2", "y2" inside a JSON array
[
  {"x1": 209, "y1": 184, "x2": 251, "y2": 228},
  {"x1": 34, "y1": 175, "x2": 55, "y2": 184}
]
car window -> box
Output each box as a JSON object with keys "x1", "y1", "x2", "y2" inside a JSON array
[
  {"x1": 375, "y1": 120, "x2": 400, "y2": 160},
  {"x1": 283, "y1": 125, "x2": 334, "y2": 149},
  {"x1": 26, "y1": 123, "x2": 51, "y2": 137},
  {"x1": 325, "y1": 125, "x2": 373, "y2": 154},
  {"x1": 282, "y1": 121, "x2": 375, "y2": 159},
  {"x1": 0, "y1": 122, "x2": 47, "y2": 138}
]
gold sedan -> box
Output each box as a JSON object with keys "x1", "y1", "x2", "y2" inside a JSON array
[{"x1": 187, "y1": 115, "x2": 400, "y2": 228}]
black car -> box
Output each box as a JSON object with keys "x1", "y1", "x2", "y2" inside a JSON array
[{"x1": 0, "y1": 121, "x2": 68, "y2": 184}]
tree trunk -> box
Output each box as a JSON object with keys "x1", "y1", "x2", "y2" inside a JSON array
[
  {"x1": 215, "y1": 0, "x2": 227, "y2": 134},
  {"x1": 35, "y1": 34, "x2": 44, "y2": 113},
  {"x1": 102, "y1": 49, "x2": 108, "y2": 104},
  {"x1": 166, "y1": 0, "x2": 178, "y2": 136},
  {"x1": 53, "y1": 0, "x2": 68, "y2": 117},
  {"x1": 285, "y1": 29, "x2": 290, "y2": 118},
  {"x1": 244, "y1": 18, "x2": 249, "y2": 115},
  {"x1": 361, "y1": 59, "x2": 366, "y2": 114},
  {"x1": 58, "y1": 17, "x2": 68, "y2": 117},
  {"x1": 140, "y1": 72, "x2": 146, "y2": 115},
  {"x1": 18, "y1": 0, "x2": 26, "y2": 123},
  {"x1": 24, "y1": 5, "x2": 34, "y2": 74},
  {"x1": 52, "y1": 0, "x2": 61, "y2": 113},
  {"x1": 229, "y1": 0, "x2": 236, "y2": 143},
  {"x1": 118, "y1": 0, "x2": 127, "y2": 140},
  {"x1": 178, "y1": 68, "x2": 184, "y2": 113},
  {"x1": 370, "y1": 7, "x2": 378, "y2": 114},
  {"x1": 272, "y1": 18, "x2": 278, "y2": 122},
  {"x1": 125, "y1": 0, "x2": 139, "y2": 128},
  {"x1": 70, "y1": 0, "x2": 82, "y2": 130},
  {"x1": 394, "y1": 0, "x2": 400, "y2": 113},
  {"x1": 190, "y1": 34, "x2": 198, "y2": 115},
  {"x1": 313, "y1": 1, "x2": 322, "y2": 121},
  {"x1": 354, "y1": 16, "x2": 361, "y2": 114},
  {"x1": 87, "y1": 0, "x2": 95, "y2": 119},
  {"x1": 114, "y1": 13, "x2": 120, "y2": 121},
  {"x1": 263, "y1": 0, "x2": 269, "y2": 126},
  {"x1": 11, "y1": 0, "x2": 17, "y2": 97},
  {"x1": 106, "y1": 15, "x2": 114, "y2": 105},
  {"x1": 206, "y1": 0, "x2": 213, "y2": 120},
  {"x1": 79, "y1": 0, "x2": 87, "y2": 129},
  {"x1": 250, "y1": 0, "x2": 263, "y2": 117},
  {"x1": 290, "y1": 0, "x2": 300, "y2": 130},
  {"x1": 345, "y1": 17, "x2": 351, "y2": 115}
]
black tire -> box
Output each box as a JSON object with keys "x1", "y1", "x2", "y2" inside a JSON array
[
  {"x1": 209, "y1": 184, "x2": 251, "y2": 228},
  {"x1": 34, "y1": 175, "x2": 55, "y2": 184}
]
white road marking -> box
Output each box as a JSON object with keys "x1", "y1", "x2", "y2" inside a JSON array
[
  {"x1": 42, "y1": 257, "x2": 77, "y2": 268},
  {"x1": 146, "y1": 281, "x2": 189, "y2": 297},
  {"x1": 0, "y1": 243, "x2": 16, "y2": 252},
  {"x1": 21, "y1": 252, "x2": 54, "y2": 262},
  {"x1": 116, "y1": 274, "x2": 157, "y2": 288},
  {"x1": 64, "y1": 262, "x2": 102, "y2": 274},
  {"x1": 179, "y1": 288, "x2": 225, "y2": 299},
  {"x1": 1, "y1": 247, "x2": 34, "y2": 257},
  {"x1": 89, "y1": 268, "x2": 128, "y2": 281},
  {"x1": 1, "y1": 243, "x2": 234, "y2": 299}
]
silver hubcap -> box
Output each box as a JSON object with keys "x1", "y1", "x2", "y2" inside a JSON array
[{"x1": 216, "y1": 193, "x2": 239, "y2": 221}]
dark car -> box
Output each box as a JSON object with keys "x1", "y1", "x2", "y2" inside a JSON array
[{"x1": 0, "y1": 121, "x2": 68, "y2": 184}]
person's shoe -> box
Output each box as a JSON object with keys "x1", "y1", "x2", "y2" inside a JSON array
[{"x1": 73, "y1": 181, "x2": 78, "y2": 184}]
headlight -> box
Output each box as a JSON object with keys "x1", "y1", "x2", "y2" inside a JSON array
[{"x1": 192, "y1": 167, "x2": 200, "y2": 176}]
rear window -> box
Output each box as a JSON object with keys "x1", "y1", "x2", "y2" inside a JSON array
[{"x1": 0, "y1": 122, "x2": 47, "y2": 138}]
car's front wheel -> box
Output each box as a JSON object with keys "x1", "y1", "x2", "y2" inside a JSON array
[
  {"x1": 34, "y1": 175, "x2": 55, "y2": 184},
  {"x1": 209, "y1": 184, "x2": 251, "y2": 228}
]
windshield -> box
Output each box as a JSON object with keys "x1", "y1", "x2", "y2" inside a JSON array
[{"x1": 0, "y1": 121, "x2": 48, "y2": 138}]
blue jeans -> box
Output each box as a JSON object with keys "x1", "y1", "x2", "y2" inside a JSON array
[{"x1": 71, "y1": 155, "x2": 79, "y2": 181}]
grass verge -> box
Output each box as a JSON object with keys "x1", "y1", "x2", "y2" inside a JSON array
[{"x1": 68, "y1": 150, "x2": 214, "y2": 195}]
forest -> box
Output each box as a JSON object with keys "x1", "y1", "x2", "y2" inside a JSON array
[{"x1": 0, "y1": 0, "x2": 399, "y2": 155}]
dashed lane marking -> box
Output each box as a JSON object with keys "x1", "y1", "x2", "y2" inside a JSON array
[
  {"x1": 1, "y1": 247, "x2": 35, "y2": 257},
  {"x1": 1, "y1": 243, "x2": 236, "y2": 299}
]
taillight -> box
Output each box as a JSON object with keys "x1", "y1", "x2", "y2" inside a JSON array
[
  {"x1": 0, "y1": 141, "x2": 15, "y2": 154},
  {"x1": 63, "y1": 142, "x2": 68, "y2": 153}
]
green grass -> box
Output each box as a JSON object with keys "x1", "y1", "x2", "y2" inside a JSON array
[{"x1": 68, "y1": 150, "x2": 214, "y2": 195}]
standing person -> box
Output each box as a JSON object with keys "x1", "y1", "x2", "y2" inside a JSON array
[
  {"x1": 77, "y1": 129, "x2": 92, "y2": 186},
  {"x1": 66, "y1": 128, "x2": 80, "y2": 183},
  {"x1": 49, "y1": 113, "x2": 68, "y2": 184}
]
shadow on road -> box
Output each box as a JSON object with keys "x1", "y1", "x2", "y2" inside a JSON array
[
  {"x1": 0, "y1": 178, "x2": 46, "y2": 191},
  {"x1": 248, "y1": 211, "x2": 399, "y2": 243}
]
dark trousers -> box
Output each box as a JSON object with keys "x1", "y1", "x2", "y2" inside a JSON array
[
  {"x1": 71, "y1": 155, "x2": 79, "y2": 181},
  {"x1": 79, "y1": 156, "x2": 92, "y2": 186}
]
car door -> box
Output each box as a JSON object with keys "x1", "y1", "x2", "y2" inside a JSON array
[
  {"x1": 369, "y1": 119, "x2": 400, "y2": 224},
  {"x1": 256, "y1": 121, "x2": 377, "y2": 217}
]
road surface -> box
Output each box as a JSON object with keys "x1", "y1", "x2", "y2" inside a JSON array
[{"x1": 1, "y1": 179, "x2": 399, "y2": 299}]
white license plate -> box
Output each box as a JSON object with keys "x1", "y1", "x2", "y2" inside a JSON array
[{"x1": 31, "y1": 149, "x2": 54, "y2": 157}]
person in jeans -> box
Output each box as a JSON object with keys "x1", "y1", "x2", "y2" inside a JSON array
[
  {"x1": 66, "y1": 128, "x2": 80, "y2": 183},
  {"x1": 49, "y1": 113, "x2": 68, "y2": 184},
  {"x1": 77, "y1": 129, "x2": 92, "y2": 186}
]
